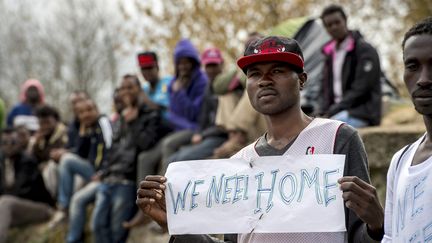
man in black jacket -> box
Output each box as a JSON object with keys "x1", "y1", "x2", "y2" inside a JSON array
[
  {"x1": 90, "y1": 75, "x2": 167, "y2": 243},
  {"x1": 0, "y1": 128, "x2": 55, "y2": 243},
  {"x1": 318, "y1": 4, "x2": 382, "y2": 127}
]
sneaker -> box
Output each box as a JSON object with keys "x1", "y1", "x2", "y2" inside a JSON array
[{"x1": 47, "y1": 210, "x2": 67, "y2": 229}]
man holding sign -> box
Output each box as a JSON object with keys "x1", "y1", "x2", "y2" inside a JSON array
[{"x1": 137, "y1": 36, "x2": 384, "y2": 242}]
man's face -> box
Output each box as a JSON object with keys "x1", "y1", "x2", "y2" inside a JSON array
[
  {"x1": 16, "y1": 127, "x2": 31, "y2": 150},
  {"x1": 1, "y1": 133, "x2": 20, "y2": 158},
  {"x1": 403, "y1": 34, "x2": 432, "y2": 116},
  {"x1": 69, "y1": 92, "x2": 87, "y2": 116},
  {"x1": 113, "y1": 91, "x2": 125, "y2": 113},
  {"x1": 26, "y1": 86, "x2": 41, "y2": 104},
  {"x1": 204, "y1": 63, "x2": 223, "y2": 82},
  {"x1": 119, "y1": 77, "x2": 141, "y2": 106},
  {"x1": 322, "y1": 12, "x2": 348, "y2": 42},
  {"x1": 76, "y1": 100, "x2": 99, "y2": 127},
  {"x1": 246, "y1": 62, "x2": 304, "y2": 115},
  {"x1": 140, "y1": 66, "x2": 159, "y2": 84},
  {"x1": 38, "y1": 116, "x2": 57, "y2": 137},
  {"x1": 177, "y1": 58, "x2": 194, "y2": 78}
]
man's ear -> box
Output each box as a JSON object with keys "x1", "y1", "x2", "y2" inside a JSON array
[{"x1": 298, "y1": 72, "x2": 308, "y2": 90}]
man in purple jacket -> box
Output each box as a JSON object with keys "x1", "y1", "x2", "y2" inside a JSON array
[{"x1": 129, "y1": 39, "x2": 207, "y2": 229}]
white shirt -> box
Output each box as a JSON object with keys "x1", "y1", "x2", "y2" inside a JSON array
[
  {"x1": 235, "y1": 118, "x2": 347, "y2": 243},
  {"x1": 383, "y1": 134, "x2": 432, "y2": 243},
  {"x1": 332, "y1": 37, "x2": 351, "y2": 104}
]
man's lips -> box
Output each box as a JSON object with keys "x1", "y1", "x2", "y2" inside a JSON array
[{"x1": 257, "y1": 89, "x2": 278, "y2": 98}]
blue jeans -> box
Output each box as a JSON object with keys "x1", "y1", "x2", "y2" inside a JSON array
[
  {"x1": 58, "y1": 153, "x2": 95, "y2": 209},
  {"x1": 330, "y1": 110, "x2": 369, "y2": 128},
  {"x1": 67, "y1": 181, "x2": 100, "y2": 243},
  {"x1": 91, "y1": 182, "x2": 137, "y2": 243},
  {"x1": 167, "y1": 136, "x2": 226, "y2": 164}
]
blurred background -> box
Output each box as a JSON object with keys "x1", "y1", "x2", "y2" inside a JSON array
[{"x1": 0, "y1": 0, "x2": 430, "y2": 118}]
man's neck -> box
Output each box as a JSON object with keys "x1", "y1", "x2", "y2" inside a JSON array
[
  {"x1": 336, "y1": 33, "x2": 349, "y2": 48},
  {"x1": 149, "y1": 78, "x2": 159, "y2": 90},
  {"x1": 265, "y1": 107, "x2": 312, "y2": 149},
  {"x1": 423, "y1": 115, "x2": 432, "y2": 143}
]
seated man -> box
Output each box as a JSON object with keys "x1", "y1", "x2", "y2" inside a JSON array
[
  {"x1": 0, "y1": 128, "x2": 55, "y2": 243},
  {"x1": 32, "y1": 105, "x2": 68, "y2": 197},
  {"x1": 49, "y1": 98, "x2": 112, "y2": 228},
  {"x1": 317, "y1": 5, "x2": 382, "y2": 127},
  {"x1": 166, "y1": 47, "x2": 227, "y2": 164}
]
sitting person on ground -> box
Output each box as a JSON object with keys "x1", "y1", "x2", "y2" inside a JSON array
[
  {"x1": 137, "y1": 39, "x2": 207, "y2": 181},
  {"x1": 48, "y1": 98, "x2": 112, "y2": 228},
  {"x1": 167, "y1": 47, "x2": 227, "y2": 164},
  {"x1": 65, "y1": 90, "x2": 89, "y2": 152},
  {"x1": 124, "y1": 47, "x2": 226, "y2": 230},
  {"x1": 65, "y1": 75, "x2": 168, "y2": 243},
  {"x1": 0, "y1": 128, "x2": 55, "y2": 243},
  {"x1": 31, "y1": 105, "x2": 68, "y2": 197},
  {"x1": 7, "y1": 79, "x2": 45, "y2": 132},
  {"x1": 317, "y1": 5, "x2": 382, "y2": 127},
  {"x1": 138, "y1": 51, "x2": 172, "y2": 120}
]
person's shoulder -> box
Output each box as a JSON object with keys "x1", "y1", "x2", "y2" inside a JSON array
[
  {"x1": 160, "y1": 76, "x2": 173, "y2": 84},
  {"x1": 333, "y1": 122, "x2": 359, "y2": 147},
  {"x1": 17, "y1": 152, "x2": 38, "y2": 166},
  {"x1": 231, "y1": 141, "x2": 259, "y2": 159}
]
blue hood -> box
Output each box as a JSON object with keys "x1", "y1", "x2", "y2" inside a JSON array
[{"x1": 173, "y1": 39, "x2": 201, "y2": 68}]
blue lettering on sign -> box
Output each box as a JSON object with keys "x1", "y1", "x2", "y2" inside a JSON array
[
  {"x1": 190, "y1": 180, "x2": 204, "y2": 211},
  {"x1": 222, "y1": 175, "x2": 236, "y2": 204},
  {"x1": 423, "y1": 220, "x2": 432, "y2": 242},
  {"x1": 168, "y1": 181, "x2": 192, "y2": 214},
  {"x1": 411, "y1": 176, "x2": 427, "y2": 219},
  {"x1": 279, "y1": 172, "x2": 297, "y2": 205},
  {"x1": 323, "y1": 169, "x2": 339, "y2": 207},
  {"x1": 298, "y1": 167, "x2": 323, "y2": 204},
  {"x1": 232, "y1": 175, "x2": 248, "y2": 204},
  {"x1": 206, "y1": 174, "x2": 225, "y2": 208},
  {"x1": 254, "y1": 170, "x2": 279, "y2": 214},
  {"x1": 396, "y1": 186, "x2": 409, "y2": 235}
]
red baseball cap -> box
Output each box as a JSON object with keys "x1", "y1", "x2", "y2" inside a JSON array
[
  {"x1": 201, "y1": 48, "x2": 224, "y2": 66},
  {"x1": 237, "y1": 36, "x2": 304, "y2": 73},
  {"x1": 137, "y1": 52, "x2": 158, "y2": 68}
]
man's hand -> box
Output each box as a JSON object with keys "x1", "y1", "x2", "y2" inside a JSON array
[
  {"x1": 339, "y1": 176, "x2": 384, "y2": 234},
  {"x1": 136, "y1": 175, "x2": 168, "y2": 230},
  {"x1": 191, "y1": 134, "x2": 203, "y2": 144},
  {"x1": 122, "y1": 106, "x2": 138, "y2": 122},
  {"x1": 50, "y1": 148, "x2": 67, "y2": 162}
]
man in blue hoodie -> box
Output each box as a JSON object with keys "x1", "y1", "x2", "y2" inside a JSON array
[{"x1": 137, "y1": 39, "x2": 207, "y2": 181}]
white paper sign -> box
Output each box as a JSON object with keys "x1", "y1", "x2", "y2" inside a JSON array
[{"x1": 165, "y1": 155, "x2": 346, "y2": 235}]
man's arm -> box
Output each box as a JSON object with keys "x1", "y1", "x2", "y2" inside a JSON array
[{"x1": 334, "y1": 125, "x2": 384, "y2": 242}]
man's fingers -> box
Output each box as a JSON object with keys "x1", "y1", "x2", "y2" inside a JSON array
[
  {"x1": 139, "y1": 180, "x2": 166, "y2": 190},
  {"x1": 338, "y1": 176, "x2": 373, "y2": 190},
  {"x1": 342, "y1": 190, "x2": 364, "y2": 205},
  {"x1": 137, "y1": 188, "x2": 163, "y2": 199},
  {"x1": 136, "y1": 197, "x2": 156, "y2": 206}
]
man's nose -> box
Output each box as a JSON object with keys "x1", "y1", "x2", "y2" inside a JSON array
[
  {"x1": 417, "y1": 66, "x2": 432, "y2": 87},
  {"x1": 258, "y1": 73, "x2": 274, "y2": 87}
]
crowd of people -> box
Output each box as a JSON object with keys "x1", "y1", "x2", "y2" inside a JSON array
[{"x1": 0, "y1": 4, "x2": 430, "y2": 243}]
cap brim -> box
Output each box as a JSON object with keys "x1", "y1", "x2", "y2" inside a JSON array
[
  {"x1": 139, "y1": 63, "x2": 157, "y2": 68},
  {"x1": 237, "y1": 52, "x2": 304, "y2": 73},
  {"x1": 202, "y1": 58, "x2": 223, "y2": 66}
]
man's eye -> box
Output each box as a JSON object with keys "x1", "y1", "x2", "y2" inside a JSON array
[
  {"x1": 405, "y1": 63, "x2": 419, "y2": 71},
  {"x1": 247, "y1": 72, "x2": 259, "y2": 78}
]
